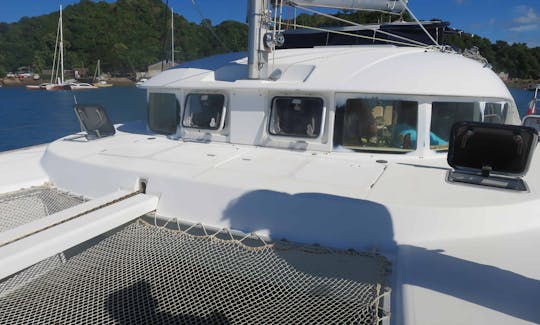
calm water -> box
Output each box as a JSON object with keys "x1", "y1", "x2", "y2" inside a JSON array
[
  {"x1": 0, "y1": 86, "x2": 534, "y2": 152},
  {"x1": 0, "y1": 87, "x2": 147, "y2": 152}
]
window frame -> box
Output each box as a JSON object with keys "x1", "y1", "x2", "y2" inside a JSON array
[
  {"x1": 147, "y1": 92, "x2": 181, "y2": 135},
  {"x1": 333, "y1": 93, "x2": 518, "y2": 156},
  {"x1": 182, "y1": 93, "x2": 227, "y2": 131},
  {"x1": 429, "y1": 101, "x2": 482, "y2": 151},
  {"x1": 334, "y1": 96, "x2": 420, "y2": 154},
  {"x1": 481, "y1": 101, "x2": 509, "y2": 124},
  {"x1": 268, "y1": 96, "x2": 326, "y2": 140}
]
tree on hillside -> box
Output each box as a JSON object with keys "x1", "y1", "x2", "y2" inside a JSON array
[{"x1": 0, "y1": 2, "x2": 538, "y2": 80}]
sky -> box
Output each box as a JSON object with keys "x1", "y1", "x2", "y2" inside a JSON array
[{"x1": 0, "y1": 0, "x2": 538, "y2": 47}]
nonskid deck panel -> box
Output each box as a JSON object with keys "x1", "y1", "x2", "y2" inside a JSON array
[
  {"x1": 0, "y1": 185, "x2": 84, "y2": 232},
  {"x1": 0, "y1": 219, "x2": 391, "y2": 324}
]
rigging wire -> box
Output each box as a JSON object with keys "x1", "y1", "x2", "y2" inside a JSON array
[
  {"x1": 279, "y1": 1, "x2": 442, "y2": 48},
  {"x1": 191, "y1": 0, "x2": 232, "y2": 53},
  {"x1": 286, "y1": 22, "x2": 432, "y2": 49},
  {"x1": 292, "y1": 4, "x2": 429, "y2": 47},
  {"x1": 398, "y1": 0, "x2": 439, "y2": 47},
  {"x1": 278, "y1": 0, "x2": 284, "y2": 31},
  {"x1": 160, "y1": 0, "x2": 169, "y2": 71},
  {"x1": 286, "y1": 6, "x2": 291, "y2": 29}
]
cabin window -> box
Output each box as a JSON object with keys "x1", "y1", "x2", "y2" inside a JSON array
[
  {"x1": 148, "y1": 93, "x2": 180, "y2": 135},
  {"x1": 183, "y1": 94, "x2": 226, "y2": 130},
  {"x1": 269, "y1": 97, "x2": 324, "y2": 138},
  {"x1": 334, "y1": 98, "x2": 418, "y2": 152},
  {"x1": 483, "y1": 102, "x2": 508, "y2": 124},
  {"x1": 430, "y1": 102, "x2": 482, "y2": 150}
]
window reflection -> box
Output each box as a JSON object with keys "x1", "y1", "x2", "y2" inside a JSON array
[
  {"x1": 430, "y1": 102, "x2": 481, "y2": 150},
  {"x1": 148, "y1": 93, "x2": 180, "y2": 135},
  {"x1": 269, "y1": 97, "x2": 323, "y2": 138},
  {"x1": 334, "y1": 98, "x2": 418, "y2": 152},
  {"x1": 484, "y1": 102, "x2": 508, "y2": 124},
  {"x1": 183, "y1": 94, "x2": 225, "y2": 130}
]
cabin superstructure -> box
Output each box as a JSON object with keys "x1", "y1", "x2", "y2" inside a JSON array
[
  {"x1": 144, "y1": 46, "x2": 520, "y2": 155},
  {"x1": 1, "y1": 1, "x2": 540, "y2": 325}
]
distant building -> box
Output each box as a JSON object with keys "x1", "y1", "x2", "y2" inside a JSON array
[
  {"x1": 498, "y1": 72, "x2": 509, "y2": 81},
  {"x1": 16, "y1": 66, "x2": 33, "y2": 79},
  {"x1": 144, "y1": 60, "x2": 180, "y2": 78},
  {"x1": 73, "y1": 67, "x2": 89, "y2": 79}
]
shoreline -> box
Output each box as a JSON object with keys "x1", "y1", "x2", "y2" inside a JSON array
[
  {"x1": 3, "y1": 77, "x2": 538, "y2": 90},
  {"x1": 0, "y1": 77, "x2": 135, "y2": 87},
  {"x1": 504, "y1": 79, "x2": 539, "y2": 90}
]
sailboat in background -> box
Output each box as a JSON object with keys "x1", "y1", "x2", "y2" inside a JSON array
[
  {"x1": 137, "y1": 7, "x2": 177, "y2": 88},
  {"x1": 526, "y1": 85, "x2": 539, "y2": 115},
  {"x1": 92, "y1": 59, "x2": 112, "y2": 88},
  {"x1": 46, "y1": 4, "x2": 71, "y2": 91}
]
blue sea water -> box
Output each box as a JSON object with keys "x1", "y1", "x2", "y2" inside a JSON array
[
  {"x1": 0, "y1": 87, "x2": 147, "y2": 152},
  {"x1": 0, "y1": 86, "x2": 535, "y2": 152}
]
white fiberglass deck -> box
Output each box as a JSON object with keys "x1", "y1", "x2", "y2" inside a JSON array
[{"x1": 24, "y1": 126, "x2": 540, "y2": 325}]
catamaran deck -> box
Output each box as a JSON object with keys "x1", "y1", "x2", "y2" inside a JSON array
[
  {"x1": 2, "y1": 125, "x2": 540, "y2": 324},
  {"x1": 0, "y1": 185, "x2": 390, "y2": 324}
]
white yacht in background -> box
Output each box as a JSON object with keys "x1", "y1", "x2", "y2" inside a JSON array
[
  {"x1": 69, "y1": 82, "x2": 98, "y2": 90},
  {"x1": 1, "y1": 1, "x2": 540, "y2": 324},
  {"x1": 135, "y1": 77, "x2": 149, "y2": 88}
]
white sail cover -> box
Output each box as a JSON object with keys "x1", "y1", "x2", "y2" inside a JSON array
[{"x1": 287, "y1": 0, "x2": 408, "y2": 13}]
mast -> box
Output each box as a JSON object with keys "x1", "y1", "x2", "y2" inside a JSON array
[
  {"x1": 171, "y1": 8, "x2": 174, "y2": 66},
  {"x1": 93, "y1": 59, "x2": 100, "y2": 82},
  {"x1": 247, "y1": 0, "x2": 269, "y2": 79},
  {"x1": 50, "y1": 13, "x2": 61, "y2": 84},
  {"x1": 59, "y1": 5, "x2": 65, "y2": 84}
]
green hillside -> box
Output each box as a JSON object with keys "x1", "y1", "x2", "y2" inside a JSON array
[
  {"x1": 446, "y1": 33, "x2": 540, "y2": 80},
  {"x1": 0, "y1": 0, "x2": 538, "y2": 80},
  {"x1": 0, "y1": 0, "x2": 248, "y2": 77}
]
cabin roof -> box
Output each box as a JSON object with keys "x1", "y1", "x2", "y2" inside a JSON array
[{"x1": 145, "y1": 46, "x2": 511, "y2": 100}]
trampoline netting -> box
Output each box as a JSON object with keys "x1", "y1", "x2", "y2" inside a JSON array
[
  {"x1": 0, "y1": 185, "x2": 84, "y2": 232},
  {"x1": 0, "y1": 217, "x2": 391, "y2": 324}
]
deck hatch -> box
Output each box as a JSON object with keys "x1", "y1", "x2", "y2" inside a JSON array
[
  {"x1": 74, "y1": 104, "x2": 116, "y2": 140},
  {"x1": 0, "y1": 219, "x2": 390, "y2": 324}
]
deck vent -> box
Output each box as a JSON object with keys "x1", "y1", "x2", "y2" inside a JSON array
[
  {"x1": 74, "y1": 104, "x2": 116, "y2": 140},
  {"x1": 447, "y1": 121, "x2": 538, "y2": 191}
]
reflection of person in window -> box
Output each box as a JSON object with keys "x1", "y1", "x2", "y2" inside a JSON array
[
  {"x1": 193, "y1": 97, "x2": 221, "y2": 129},
  {"x1": 345, "y1": 100, "x2": 377, "y2": 145},
  {"x1": 394, "y1": 114, "x2": 448, "y2": 149},
  {"x1": 358, "y1": 108, "x2": 377, "y2": 142},
  {"x1": 278, "y1": 100, "x2": 314, "y2": 136}
]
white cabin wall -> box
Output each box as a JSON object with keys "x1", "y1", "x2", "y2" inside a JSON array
[
  {"x1": 227, "y1": 88, "x2": 335, "y2": 150},
  {"x1": 229, "y1": 89, "x2": 268, "y2": 145}
]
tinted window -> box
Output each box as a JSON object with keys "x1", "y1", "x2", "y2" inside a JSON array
[
  {"x1": 148, "y1": 93, "x2": 180, "y2": 135},
  {"x1": 334, "y1": 98, "x2": 418, "y2": 152},
  {"x1": 183, "y1": 94, "x2": 225, "y2": 130},
  {"x1": 523, "y1": 116, "x2": 540, "y2": 133},
  {"x1": 269, "y1": 97, "x2": 323, "y2": 138},
  {"x1": 430, "y1": 102, "x2": 481, "y2": 150},
  {"x1": 484, "y1": 102, "x2": 508, "y2": 124}
]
